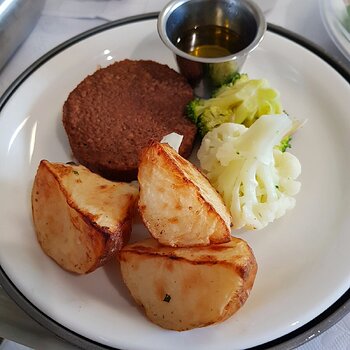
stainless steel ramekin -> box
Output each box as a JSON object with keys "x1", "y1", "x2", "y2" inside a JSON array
[{"x1": 158, "y1": 0, "x2": 266, "y2": 97}]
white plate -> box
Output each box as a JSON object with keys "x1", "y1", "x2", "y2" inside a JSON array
[
  {"x1": 320, "y1": 0, "x2": 350, "y2": 61},
  {"x1": 0, "y1": 17, "x2": 350, "y2": 350}
]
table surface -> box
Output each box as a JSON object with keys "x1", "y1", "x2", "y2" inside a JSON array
[{"x1": 0, "y1": 0, "x2": 349, "y2": 349}]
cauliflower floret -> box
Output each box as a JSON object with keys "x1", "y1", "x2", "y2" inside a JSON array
[{"x1": 198, "y1": 114, "x2": 301, "y2": 230}]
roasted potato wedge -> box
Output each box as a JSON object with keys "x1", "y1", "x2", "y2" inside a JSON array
[
  {"x1": 119, "y1": 237, "x2": 257, "y2": 331},
  {"x1": 32, "y1": 160, "x2": 139, "y2": 274},
  {"x1": 138, "y1": 142, "x2": 231, "y2": 247}
]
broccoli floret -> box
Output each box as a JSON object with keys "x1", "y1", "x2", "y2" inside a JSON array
[
  {"x1": 187, "y1": 99, "x2": 233, "y2": 138},
  {"x1": 210, "y1": 72, "x2": 243, "y2": 97},
  {"x1": 186, "y1": 73, "x2": 284, "y2": 138},
  {"x1": 230, "y1": 72, "x2": 245, "y2": 86},
  {"x1": 186, "y1": 98, "x2": 202, "y2": 124},
  {"x1": 212, "y1": 73, "x2": 249, "y2": 97},
  {"x1": 208, "y1": 63, "x2": 242, "y2": 87},
  {"x1": 186, "y1": 73, "x2": 246, "y2": 137},
  {"x1": 279, "y1": 136, "x2": 292, "y2": 152},
  {"x1": 197, "y1": 107, "x2": 232, "y2": 137}
]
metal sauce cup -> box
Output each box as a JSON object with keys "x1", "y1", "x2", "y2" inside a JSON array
[{"x1": 158, "y1": 0, "x2": 266, "y2": 97}]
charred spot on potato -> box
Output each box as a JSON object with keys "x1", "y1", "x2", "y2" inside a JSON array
[
  {"x1": 197, "y1": 254, "x2": 218, "y2": 263},
  {"x1": 168, "y1": 217, "x2": 179, "y2": 224},
  {"x1": 139, "y1": 204, "x2": 146, "y2": 211},
  {"x1": 163, "y1": 294, "x2": 171, "y2": 303},
  {"x1": 157, "y1": 187, "x2": 165, "y2": 193},
  {"x1": 175, "y1": 202, "x2": 182, "y2": 210},
  {"x1": 168, "y1": 255, "x2": 180, "y2": 261},
  {"x1": 207, "y1": 244, "x2": 232, "y2": 252}
]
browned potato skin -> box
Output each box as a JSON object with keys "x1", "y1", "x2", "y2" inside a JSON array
[
  {"x1": 138, "y1": 141, "x2": 231, "y2": 247},
  {"x1": 32, "y1": 160, "x2": 138, "y2": 274},
  {"x1": 119, "y1": 237, "x2": 257, "y2": 331}
]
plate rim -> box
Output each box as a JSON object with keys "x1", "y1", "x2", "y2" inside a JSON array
[{"x1": 0, "y1": 13, "x2": 350, "y2": 350}]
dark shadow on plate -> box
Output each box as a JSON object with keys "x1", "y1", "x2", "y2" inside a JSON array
[
  {"x1": 103, "y1": 258, "x2": 141, "y2": 311},
  {"x1": 56, "y1": 112, "x2": 74, "y2": 161}
]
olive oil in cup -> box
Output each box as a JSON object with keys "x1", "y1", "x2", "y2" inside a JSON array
[
  {"x1": 176, "y1": 25, "x2": 248, "y2": 59},
  {"x1": 158, "y1": 0, "x2": 266, "y2": 97}
]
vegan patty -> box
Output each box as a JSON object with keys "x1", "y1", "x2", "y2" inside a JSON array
[{"x1": 62, "y1": 59, "x2": 196, "y2": 181}]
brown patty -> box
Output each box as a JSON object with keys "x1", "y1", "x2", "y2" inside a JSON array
[{"x1": 62, "y1": 59, "x2": 197, "y2": 181}]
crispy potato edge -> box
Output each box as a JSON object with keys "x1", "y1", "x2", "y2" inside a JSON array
[
  {"x1": 215, "y1": 243, "x2": 258, "y2": 325},
  {"x1": 119, "y1": 239, "x2": 258, "y2": 276}
]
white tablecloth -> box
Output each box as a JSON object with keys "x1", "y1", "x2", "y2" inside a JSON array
[{"x1": 0, "y1": 0, "x2": 349, "y2": 349}]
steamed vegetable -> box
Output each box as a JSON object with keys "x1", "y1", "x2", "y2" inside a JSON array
[
  {"x1": 187, "y1": 99, "x2": 232, "y2": 137},
  {"x1": 208, "y1": 63, "x2": 242, "y2": 88},
  {"x1": 278, "y1": 135, "x2": 292, "y2": 152},
  {"x1": 187, "y1": 73, "x2": 283, "y2": 137},
  {"x1": 197, "y1": 114, "x2": 301, "y2": 230}
]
